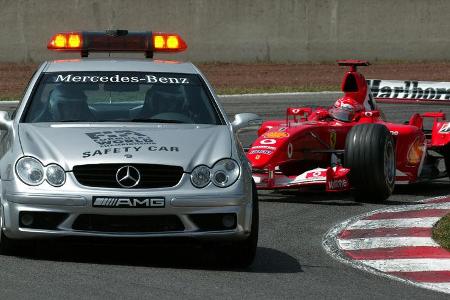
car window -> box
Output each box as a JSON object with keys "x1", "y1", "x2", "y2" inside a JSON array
[{"x1": 22, "y1": 72, "x2": 222, "y2": 125}]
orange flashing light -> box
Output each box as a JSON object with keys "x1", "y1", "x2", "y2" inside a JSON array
[
  {"x1": 152, "y1": 33, "x2": 187, "y2": 52},
  {"x1": 48, "y1": 32, "x2": 82, "y2": 50},
  {"x1": 68, "y1": 34, "x2": 81, "y2": 48}
]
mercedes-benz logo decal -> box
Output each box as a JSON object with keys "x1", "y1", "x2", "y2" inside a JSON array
[{"x1": 116, "y1": 165, "x2": 141, "y2": 188}]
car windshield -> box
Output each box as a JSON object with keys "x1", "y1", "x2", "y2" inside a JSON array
[{"x1": 22, "y1": 72, "x2": 222, "y2": 125}]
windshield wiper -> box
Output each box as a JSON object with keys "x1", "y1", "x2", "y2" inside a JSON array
[
  {"x1": 58, "y1": 119, "x2": 85, "y2": 122},
  {"x1": 131, "y1": 118, "x2": 185, "y2": 124}
]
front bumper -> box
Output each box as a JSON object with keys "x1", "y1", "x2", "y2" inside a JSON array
[{"x1": 1, "y1": 180, "x2": 253, "y2": 241}]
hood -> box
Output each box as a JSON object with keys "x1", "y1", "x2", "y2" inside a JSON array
[{"x1": 18, "y1": 123, "x2": 231, "y2": 172}]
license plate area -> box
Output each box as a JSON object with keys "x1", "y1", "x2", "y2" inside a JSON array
[{"x1": 92, "y1": 196, "x2": 165, "y2": 208}]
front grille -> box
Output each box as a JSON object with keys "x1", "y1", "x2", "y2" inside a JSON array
[
  {"x1": 72, "y1": 164, "x2": 183, "y2": 188},
  {"x1": 72, "y1": 214, "x2": 185, "y2": 232}
]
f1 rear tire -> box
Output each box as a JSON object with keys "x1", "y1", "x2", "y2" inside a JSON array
[{"x1": 344, "y1": 124, "x2": 396, "y2": 202}]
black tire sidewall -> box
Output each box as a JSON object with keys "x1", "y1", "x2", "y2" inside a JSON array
[{"x1": 344, "y1": 124, "x2": 395, "y2": 202}]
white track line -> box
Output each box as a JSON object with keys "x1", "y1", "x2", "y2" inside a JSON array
[
  {"x1": 427, "y1": 283, "x2": 450, "y2": 291},
  {"x1": 323, "y1": 197, "x2": 450, "y2": 294},
  {"x1": 360, "y1": 259, "x2": 450, "y2": 272},
  {"x1": 346, "y1": 217, "x2": 441, "y2": 230},
  {"x1": 338, "y1": 237, "x2": 439, "y2": 250}
]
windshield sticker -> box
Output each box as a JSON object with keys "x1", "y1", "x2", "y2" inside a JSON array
[
  {"x1": 85, "y1": 130, "x2": 155, "y2": 147},
  {"x1": 53, "y1": 74, "x2": 190, "y2": 84}
]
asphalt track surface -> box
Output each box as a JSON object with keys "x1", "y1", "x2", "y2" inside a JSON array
[{"x1": 0, "y1": 95, "x2": 450, "y2": 299}]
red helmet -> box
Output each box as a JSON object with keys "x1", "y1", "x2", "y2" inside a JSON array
[{"x1": 329, "y1": 97, "x2": 363, "y2": 122}]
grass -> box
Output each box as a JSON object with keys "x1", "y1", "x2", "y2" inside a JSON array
[
  {"x1": 432, "y1": 213, "x2": 450, "y2": 250},
  {"x1": 0, "y1": 96, "x2": 20, "y2": 101}
]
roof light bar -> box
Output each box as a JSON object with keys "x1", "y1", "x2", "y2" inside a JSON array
[{"x1": 47, "y1": 30, "x2": 187, "y2": 58}]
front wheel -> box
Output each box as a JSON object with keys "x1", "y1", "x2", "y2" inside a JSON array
[
  {"x1": 0, "y1": 209, "x2": 35, "y2": 255},
  {"x1": 344, "y1": 124, "x2": 396, "y2": 202},
  {"x1": 0, "y1": 230, "x2": 22, "y2": 255},
  {"x1": 217, "y1": 182, "x2": 259, "y2": 268}
]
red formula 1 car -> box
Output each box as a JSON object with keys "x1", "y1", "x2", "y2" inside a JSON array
[{"x1": 247, "y1": 60, "x2": 450, "y2": 201}]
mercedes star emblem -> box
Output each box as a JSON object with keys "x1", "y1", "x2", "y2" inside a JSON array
[{"x1": 116, "y1": 165, "x2": 141, "y2": 188}]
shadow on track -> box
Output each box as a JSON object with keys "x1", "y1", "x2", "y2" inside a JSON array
[
  {"x1": 257, "y1": 181, "x2": 449, "y2": 206},
  {"x1": 258, "y1": 187, "x2": 360, "y2": 206},
  {"x1": 394, "y1": 181, "x2": 449, "y2": 198},
  {"x1": 15, "y1": 242, "x2": 302, "y2": 274}
]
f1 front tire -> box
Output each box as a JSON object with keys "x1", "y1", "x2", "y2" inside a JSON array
[{"x1": 344, "y1": 124, "x2": 396, "y2": 202}]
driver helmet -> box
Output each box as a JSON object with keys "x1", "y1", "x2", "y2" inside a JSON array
[
  {"x1": 150, "y1": 84, "x2": 187, "y2": 115},
  {"x1": 49, "y1": 85, "x2": 88, "y2": 121},
  {"x1": 329, "y1": 96, "x2": 363, "y2": 122}
]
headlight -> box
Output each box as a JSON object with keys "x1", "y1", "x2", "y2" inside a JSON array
[
  {"x1": 191, "y1": 159, "x2": 240, "y2": 188},
  {"x1": 16, "y1": 157, "x2": 45, "y2": 186},
  {"x1": 211, "y1": 159, "x2": 240, "y2": 188},
  {"x1": 46, "y1": 164, "x2": 66, "y2": 186},
  {"x1": 16, "y1": 157, "x2": 66, "y2": 187},
  {"x1": 190, "y1": 165, "x2": 211, "y2": 188}
]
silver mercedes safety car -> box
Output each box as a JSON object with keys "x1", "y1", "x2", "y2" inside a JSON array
[{"x1": 0, "y1": 31, "x2": 261, "y2": 266}]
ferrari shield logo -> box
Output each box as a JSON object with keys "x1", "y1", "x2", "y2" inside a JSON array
[{"x1": 330, "y1": 131, "x2": 337, "y2": 149}]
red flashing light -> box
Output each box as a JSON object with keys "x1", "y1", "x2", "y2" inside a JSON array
[{"x1": 47, "y1": 30, "x2": 187, "y2": 58}]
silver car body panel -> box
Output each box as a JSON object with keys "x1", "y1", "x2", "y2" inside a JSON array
[{"x1": 0, "y1": 58, "x2": 253, "y2": 241}]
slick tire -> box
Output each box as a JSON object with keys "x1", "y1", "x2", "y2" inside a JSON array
[
  {"x1": 344, "y1": 124, "x2": 396, "y2": 202},
  {"x1": 218, "y1": 182, "x2": 259, "y2": 268}
]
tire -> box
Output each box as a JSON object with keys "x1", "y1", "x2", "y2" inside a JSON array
[
  {"x1": 0, "y1": 209, "x2": 35, "y2": 256},
  {"x1": 217, "y1": 182, "x2": 259, "y2": 268},
  {"x1": 344, "y1": 124, "x2": 396, "y2": 202},
  {"x1": 0, "y1": 230, "x2": 22, "y2": 255}
]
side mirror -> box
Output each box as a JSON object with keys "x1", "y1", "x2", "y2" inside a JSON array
[
  {"x1": 0, "y1": 111, "x2": 12, "y2": 131},
  {"x1": 231, "y1": 113, "x2": 263, "y2": 132}
]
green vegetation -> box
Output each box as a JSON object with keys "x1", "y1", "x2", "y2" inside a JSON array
[
  {"x1": 0, "y1": 95, "x2": 20, "y2": 101},
  {"x1": 433, "y1": 213, "x2": 450, "y2": 250}
]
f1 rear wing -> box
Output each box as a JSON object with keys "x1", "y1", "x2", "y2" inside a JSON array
[{"x1": 367, "y1": 79, "x2": 450, "y2": 105}]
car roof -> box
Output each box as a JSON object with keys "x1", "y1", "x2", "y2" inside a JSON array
[{"x1": 44, "y1": 58, "x2": 199, "y2": 74}]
